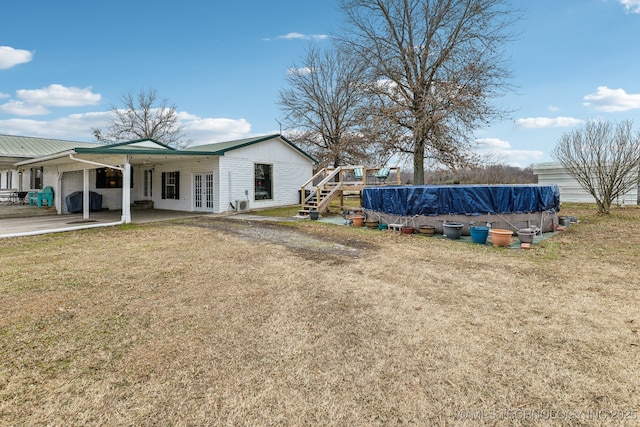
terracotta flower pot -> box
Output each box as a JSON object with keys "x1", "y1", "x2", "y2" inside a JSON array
[
  {"x1": 352, "y1": 215, "x2": 365, "y2": 227},
  {"x1": 401, "y1": 226, "x2": 415, "y2": 234},
  {"x1": 489, "y1": 229, "x2": 513, "y2": 247}
]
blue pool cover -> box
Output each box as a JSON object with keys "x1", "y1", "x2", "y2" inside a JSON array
[{"x1": 362, "y1": 184, "x2": 560, "y2": 216}]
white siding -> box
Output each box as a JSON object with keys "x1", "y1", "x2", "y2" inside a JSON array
[
  {"x1": 0, "y1": 169, "x2": 17, "y2": 189},
  {"x1": 219, "y1": 138, "x2": 313, "y2": 212},
  {"x1": 153, "y1": 157, "x2": 220, "y2": 212},
  {"x1": 534, "y1": 162, "x2": 638, "y2": 205}
]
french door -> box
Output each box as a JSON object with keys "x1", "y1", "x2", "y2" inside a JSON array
[{"x1": 193, "y1": 173, "x2": 214, "y2": 211}]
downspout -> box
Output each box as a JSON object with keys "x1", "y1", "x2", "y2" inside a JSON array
[{"x1": 68, "y1": 154, "x2": 128, "y2": 225}]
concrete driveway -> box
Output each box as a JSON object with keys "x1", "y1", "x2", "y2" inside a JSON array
[{"x1": 0, "y1": 206, "x2": 211, "y2": 238}]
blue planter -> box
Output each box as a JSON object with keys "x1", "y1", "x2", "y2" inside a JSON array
[{"x1": 469, "y1": 226, "x2": 489, "y2": 244}]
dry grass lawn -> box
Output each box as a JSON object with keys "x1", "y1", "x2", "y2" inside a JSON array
[{"x1": 1, "y1": 204, "x2": 639, "y2": 425}]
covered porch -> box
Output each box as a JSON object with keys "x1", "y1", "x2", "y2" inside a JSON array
[
  {"x1": 14, "y1": 139, "x2": 220, "y2": 225},
  {"x1": 0, "y1": 203, "x2": 208, "y2": 238}
]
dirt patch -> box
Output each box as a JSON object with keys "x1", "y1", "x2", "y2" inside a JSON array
[{"x1": 168, "y1": 216, "x2": 373, "y2": 260}]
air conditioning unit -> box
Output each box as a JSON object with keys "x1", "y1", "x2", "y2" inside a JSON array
[{"x1": 235, "y1": 199, "x2": 249, "y2": 212}]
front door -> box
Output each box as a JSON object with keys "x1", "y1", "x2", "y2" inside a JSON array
[{"x1": 193, "y1": 172, "x2": 214, "y2": 211}]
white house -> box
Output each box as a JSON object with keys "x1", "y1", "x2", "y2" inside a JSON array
[
  {"x1": 534, "y1": 161, "x2": 639, "y2": 205},
  {"x1": 3, "y1": 134, "x2": 317, "y2": 222}
]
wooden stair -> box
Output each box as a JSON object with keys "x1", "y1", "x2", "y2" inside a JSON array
[{"x1": 299, "y1": 165, "x2": 401, "y2": 217}]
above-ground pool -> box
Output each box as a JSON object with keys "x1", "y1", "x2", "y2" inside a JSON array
[{"x1": 362, "y1": 184, "x2": 561, "y2": 234}]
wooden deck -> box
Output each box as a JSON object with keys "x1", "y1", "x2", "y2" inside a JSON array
[{"x1": 299, "y1": 166, "x2": 401, "y2": 215}]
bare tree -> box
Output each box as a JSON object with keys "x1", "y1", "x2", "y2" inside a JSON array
[
  {"x1": 93, "y1": 88, "x2": 191, "y2": 148},
  {"x1": 552, "y1": 119, "x2": 640, "y2": 214},
  {"x1": 338, "y1": 0, "x2": 518, "y2": 184},
  {"x1": 278, "y1": 44, "x2": 392, "y2": 168}
]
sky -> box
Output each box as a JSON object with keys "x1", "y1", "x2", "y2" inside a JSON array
[{"x1": 1, "y1": 0, "x2": 640, "y2": 168}]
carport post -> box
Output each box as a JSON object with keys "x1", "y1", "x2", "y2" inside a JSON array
[
  {"x1": 83, "y1": 169, "x2": 90, "y2": 220},
  {"x1": 121, "y1": 159, "x2": 131, "y2": 224}
]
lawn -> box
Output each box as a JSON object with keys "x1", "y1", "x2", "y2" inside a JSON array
[{"x1": 1, "y1": 204, "x2": 638, "y2": 425}]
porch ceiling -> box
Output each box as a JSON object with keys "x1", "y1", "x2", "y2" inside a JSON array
[{"x1": 16, "y1": 152, "x2": 218, "y2": 170}]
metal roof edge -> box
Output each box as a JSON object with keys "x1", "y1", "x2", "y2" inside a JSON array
[
  {"x1": 15, "y1": 150, "x2": 77, "y2": 166},
  {"x1": 100, "y1": 138, "x2": 177, "y2": 150},
  {"x1": 73, "y1": 147, "x2": 218, "y2": 156}
]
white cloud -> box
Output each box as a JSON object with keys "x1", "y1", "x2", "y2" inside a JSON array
[
  {"x1": 475, "y1": 138, "x2": 544, "y2": 166},
  {"x1": 286, "y1": 67, "x2": 313, "y2": 75},
  {"x1": 583, "y1": 86, "x2": 640, "y2": 112},
  {"x1": 0, "y1": 110, "x2": 255, "y2": 146},
  {"x1": 0, "y1": 100, "x2": 50, "y2": 116},
  {"x1": 619, "y1": 0, "x2": 640, "y2": 13},
  {"x1": 547, "y1": 104, "x2": 560, "y2": 112},
  {"x1": 0, "y1": 112, "x2": 109, "y2": 140},
  {"x1": 16, "y1": 84, "x2": 101, "y2": 107},
  {"x1": 0, "y1": 46, "x2": 33, "y2": 69},
  {"x1": 182, "y1": 115, "x2": 252, "y2": 145},
  {"x1": 264, "y1": 32, "x2": 329, "y2": 41},
  {"x1": 515, "y1": 116, "x2": 584, "y2": 129}
]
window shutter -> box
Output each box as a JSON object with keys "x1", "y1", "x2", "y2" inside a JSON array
[
  {"x1": 174, "y1": 172, "x2": 180, "y2": 199},
  {"x1": 161, "y1": 172, "x2": 166, "y2": 199}
]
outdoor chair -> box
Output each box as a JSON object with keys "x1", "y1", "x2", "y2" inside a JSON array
[
  {"x1": 374, "y1": 167, "x2": 390, "y2": 184},
  {"x1": 29, "y1": 186, "x2": 54, "y2": 207},
  {"x1": 353, "y1": 168, "x2": 364, "y2": 182}
]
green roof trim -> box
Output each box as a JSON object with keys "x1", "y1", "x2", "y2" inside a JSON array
[
  {"x1": 73, "y1": 147, "x2": 218, "y2": 156},
  {"x1": 99, "y1": 138, "x2": 177, "y2": 150}
]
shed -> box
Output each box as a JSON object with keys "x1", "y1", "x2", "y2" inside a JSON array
[{"x1": 534, "y1": 162, "x2": 639, "y2": 205}]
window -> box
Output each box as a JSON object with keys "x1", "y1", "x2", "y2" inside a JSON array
[
  {"x1": 161, "y1": 171, "x2": 180, "y2": 200},
  {"x1": 144, "y1": 169, "x2": 153, "y2": 197},
  {"x1": 30, "y1": 167, "x2": 43, "y2": 190},
  {"x1": 3, "y1": 171, "x2": 11, "y2": 189},
  {"x1": 254, "y1": 163, "x2": 272, "y2": 200},
  {"x1": 95, "y1": 167, "x2": 133, "y2": 189}
]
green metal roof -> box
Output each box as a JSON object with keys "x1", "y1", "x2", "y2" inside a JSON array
[
  {"x1": 73, "y1": 138, "x2": 181, "y2": 155},
  {"x1": 183, "y1": 134, "x2": 318, "y2": 164},
  {"x1": 0, "y1": 134, "x2": 97, "y2": 158}
]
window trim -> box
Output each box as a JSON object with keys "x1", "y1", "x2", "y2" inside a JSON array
[
  {"x1": 254, "y1": 163, "x2": 273, "y2": 201},
  {"x1": 161, "y1": 171, "x2": 180, "y2": 200}
]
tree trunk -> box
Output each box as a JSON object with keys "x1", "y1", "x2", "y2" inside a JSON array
[
  {"x1": 595, "y1": 198, "x2": 610, "y2": 214},
  {"x1": 413, "y1": 140, "x2": 425, "y2": 185}
]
